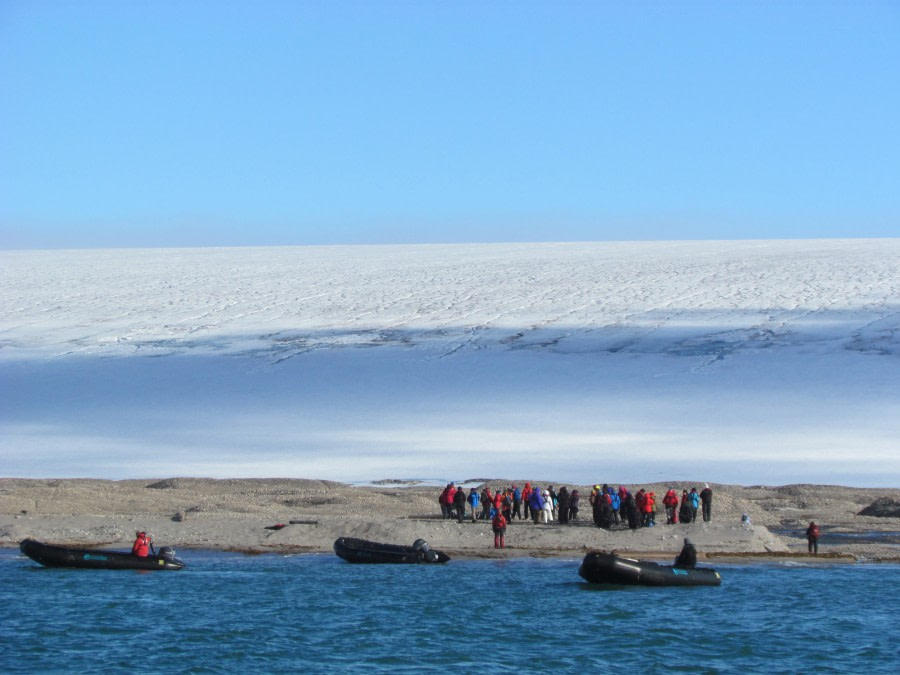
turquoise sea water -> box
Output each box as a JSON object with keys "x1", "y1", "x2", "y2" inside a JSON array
[{"x1": 2, "y1": 548, "x2": 898, "y2": 673}]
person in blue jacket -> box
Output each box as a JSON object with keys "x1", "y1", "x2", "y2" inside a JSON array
[
  {"x1": 512, "y1": 485, "x2": 522, "y2": 520},
  {"x1": 689, "y1": 487, "x2": 700, "y2": 523},
  {"x1": 467, "y1": 488, "x2": 480, "y2": 523},
  {"x1": 609, "y1": 488, "x2": 621, "y2": 525},
  {"x1": 529, "y1": 487, "x2": 545, "y2": 524}
]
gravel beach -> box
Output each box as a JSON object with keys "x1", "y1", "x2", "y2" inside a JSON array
[{"x1": 3, "y1": 478, "x2": 898, "y2": 562}]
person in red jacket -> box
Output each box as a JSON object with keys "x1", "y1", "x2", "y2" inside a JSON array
[
  {"x1": 132, "y1": 531, "x2": 152, "y2": 557},
  {"x1": 806, "y1": 521, "x2": 821, "y2": 554},
  {"x1": 439, "y1": 484, "x2": 453, "y2": 519},
  {"x1": 480, "y1": 486, "x2": 493, "y2": 520},
  {"x1": 663, "y1": 489, "x2": 679, "y2": 524},
  {"x1": 522, "y1": 482, "x2": 533, "y2": 521},
  {"x1": 635, "y1": 489, "x2": 647, "y2": 527},
  {"x1": 492, "y1": 511, "x2": 507, "y2": 549}
]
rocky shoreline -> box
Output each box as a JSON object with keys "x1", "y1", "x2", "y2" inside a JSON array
[{"x1": 2, "y1": 478, "x2": 898, "y2": 562}]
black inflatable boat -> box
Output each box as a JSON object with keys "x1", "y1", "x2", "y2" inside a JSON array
[
  {"x1": 20, "y1": 538, "x2": 185, "y2": 571},
  {"x1": 334, "y1": 537, "x2": 450, "y2": 564},
  {"x1": 578, "y1": 551, "x2": 721, "y2": 587}
]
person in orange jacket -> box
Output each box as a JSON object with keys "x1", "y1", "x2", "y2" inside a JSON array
[{"x1": 131, "y1": 531, "x2": 153, "y2": 557}]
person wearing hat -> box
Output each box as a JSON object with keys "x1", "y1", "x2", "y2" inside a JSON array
[
  {"x1": 674, "y1": 537, "x2": 697, "y2": 569},
  {"x1": 131, "y1": 530, "x2": 153, "y2": 557},
  {"x1": 541, "y1": 489, "x2": 553, "y2": 523}
]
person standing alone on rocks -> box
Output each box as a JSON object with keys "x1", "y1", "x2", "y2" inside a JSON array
[
  {"x1": 806, "y1": 521, "x2": 821, "y2": 554},
  {"x1": 700, "y1": 484, "x2": 713, "y2": 522},
  {"x1": 492, "y1": 510, "x2": 507, "y2": 549}
]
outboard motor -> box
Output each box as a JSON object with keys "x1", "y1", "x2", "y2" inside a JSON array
[
  {"x1": 412, "y1": 539, "x2": 438, "y2": 563},
  {"x1": 158, "y1": 546, "x2": 177, "y2": 563}
]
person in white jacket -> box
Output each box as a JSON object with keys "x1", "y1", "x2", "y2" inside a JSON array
[{"x1": 541, "y1": 490, "x2": 554, "y2": 523}]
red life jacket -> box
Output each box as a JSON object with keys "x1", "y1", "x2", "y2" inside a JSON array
[{"x1": 132, "y1": 534, "x2": 151, "y2": 557}]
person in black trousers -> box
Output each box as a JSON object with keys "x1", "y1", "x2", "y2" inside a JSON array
[
  {"x1": 700, "y1": 484, "x2": 713, "y2": 522},
  {"x1": 453, "y1": 486, "x2": 468, "y2": 524},
  {"x1": 806, "y1": 522, "x2": 820, "y2": 554}
]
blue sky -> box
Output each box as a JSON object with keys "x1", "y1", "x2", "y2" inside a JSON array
[{"x1": 1, "y1": 1, "x2": 898, "y2": 249}]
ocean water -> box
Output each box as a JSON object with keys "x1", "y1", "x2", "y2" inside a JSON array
[{"x1": 2, "y1": 548, "x2": 898, "y2": 673}]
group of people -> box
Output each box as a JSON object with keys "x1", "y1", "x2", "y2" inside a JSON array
[
  {"x1": 588, "y1": 483, "x2": 714, "y2": 530},
  {"x1": 665, "y1": 485, "x2": 714, "y2": 525},
  {"x1": 439, "y1": 482, "x2": 584, "y2": 548},
  {"x1": 439, "y1": 481, "x2": 716, "y2": 548},
  {"x1": 439, "y1": 482, "x2": 581, "y2": 525}
]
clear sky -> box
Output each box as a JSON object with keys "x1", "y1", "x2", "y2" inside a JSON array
[{"x1": 1, "y1": 1, "x2": 898, "y2": 249}]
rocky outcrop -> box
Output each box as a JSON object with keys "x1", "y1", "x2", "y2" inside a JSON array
[{"x1": 858, "y1": 498, "x2": 900, "y2": 518}]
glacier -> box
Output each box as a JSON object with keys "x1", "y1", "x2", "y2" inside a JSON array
[{"x1": 1, "y1": 239, "x2": 898, "y2": 486}]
